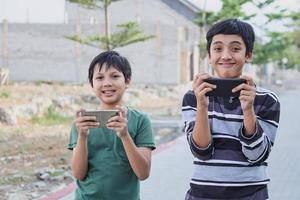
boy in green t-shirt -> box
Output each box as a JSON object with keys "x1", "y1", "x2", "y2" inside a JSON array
[{"x1": 68, "y1": 51, "x2": 156, "y2": 200}]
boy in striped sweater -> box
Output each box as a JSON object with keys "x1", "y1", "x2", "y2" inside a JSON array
[{"x1": 182, "y1": 18, "x2": 280, "y2": 200}]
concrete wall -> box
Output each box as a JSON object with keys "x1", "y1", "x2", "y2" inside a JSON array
[{"x1": 0, "y1": 0, "x2": 200, "y2": 85}]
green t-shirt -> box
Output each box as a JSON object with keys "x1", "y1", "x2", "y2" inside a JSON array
[{"x1": 68, "y1": 107, "x2": 155, "y2": 200}]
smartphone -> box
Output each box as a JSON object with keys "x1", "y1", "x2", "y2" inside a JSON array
[
  {"x1": 204, "y1": 78, "x2": 246, "y2": 97},
  {"x1": 81, "y1": 110, "x2": 119, "y2": 128}
]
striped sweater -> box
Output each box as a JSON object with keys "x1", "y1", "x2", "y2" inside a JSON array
[{"x1": 181, "y1": 86, "x2": 280, "y2": 199}]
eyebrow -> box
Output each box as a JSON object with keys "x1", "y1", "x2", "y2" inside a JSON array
[
  {"x1": 212, "y1": 41, "x2": 242, "y2": 45},
  {"x1": 230, "y1": 41, "x2": 242, "y2": 45},
  {"x1": 94, "y1": 70, "x2": 120, "y2": 75}
]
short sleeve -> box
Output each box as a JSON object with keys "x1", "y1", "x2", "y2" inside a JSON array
[
  {"x1": 135, "y1": 114, "x2": 156, "y2": 150},
  {"x1": 68, "y1": 123, "x2": 78, "y2": 150}
]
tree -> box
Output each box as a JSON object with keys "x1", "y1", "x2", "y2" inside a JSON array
[
  {"x1": 288, "y1": 18, "x2": 300, "y2": 70},
  {"x1": 194, "y1": 0, "x2": 300, "y2": 71},
  {"x1": 66, "y1": 0, "x2": 154, "y2": 50},
  {"x1": 254, "y1": 11, "x2": 300, "y2": 69},
  {"x1": 194, "y1": 0, "x2": 276, "y2": 64}
]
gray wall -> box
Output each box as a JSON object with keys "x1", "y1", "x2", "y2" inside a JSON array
[{"x1": 0, "y1": 0, "x2": 200, "y2": 85}]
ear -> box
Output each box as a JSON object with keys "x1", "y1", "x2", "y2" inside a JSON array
[
  {"x1": 245, "y1": 52, "x2": 253, "y2": 63},
  {"x1": 125, "y1": 79, "x2": 131, "y2": 88},
  {"x1": 208, "y1": 54, "x2": 212, "y2": 64}
]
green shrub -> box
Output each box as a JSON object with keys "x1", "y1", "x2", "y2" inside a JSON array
[
  {"x1": 31, "y1": 107, "x2": 72, "y2": 126},
  {"x1": 0, "y1": 90, "x2": 11, "y2": 98}
]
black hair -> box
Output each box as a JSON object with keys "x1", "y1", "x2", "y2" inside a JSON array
[
  {"x1": 88, "y1": 51, "x2": 132, "y2": 87},
  {"x1": 206, "y1": 18, "x2": 255, "y2": 55}
]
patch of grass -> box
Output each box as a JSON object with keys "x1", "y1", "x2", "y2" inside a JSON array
[
  {"x1": 31, "y1": 107, "x2": 73, "y2": 126},
  {"x1": 49, "y1": 170, "x2": 64, "y2": 177},
  {"x1": 0, "y1": 90, "x2": 11, "y2": 98},
  {"x1": 58, "y1": 82, "x2": 66, "y2": 86},
  {"x1": 34, "y1": 80, "x2": 54, "y2": 86},
  {"x1": 34, "y1": 80, "x2": 43, "y2": 86},
  {"x1": 0, "y1": 176, "x2": 25, "y2": 185}
]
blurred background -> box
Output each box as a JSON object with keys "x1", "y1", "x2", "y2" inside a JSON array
[{"x1": 0, "y1": 0, "x2": 299, "y2": 199}]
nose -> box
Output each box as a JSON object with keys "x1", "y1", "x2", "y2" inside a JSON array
[
  {"x1": 102, "y1": 78, "x2": 112, "y2": 87},
  {"x1": 221, "y1": 50, "x2": 232, "y2": 60}
]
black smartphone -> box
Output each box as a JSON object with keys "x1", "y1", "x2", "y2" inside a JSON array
[
  {"x1": 81, "y1": 110, "x2": 119, "y2": 128},
  {"x1": 204, "y1": 78, "x2": 246, "y2": 97}
]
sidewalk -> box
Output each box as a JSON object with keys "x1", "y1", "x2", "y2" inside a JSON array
[{"x1": 44, "y1": 88, "x2": 300, "y2": 200}]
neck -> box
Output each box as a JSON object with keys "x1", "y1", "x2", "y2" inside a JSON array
[{"x1": 99, "y1": 101, "x2": 124, "y2": 110}]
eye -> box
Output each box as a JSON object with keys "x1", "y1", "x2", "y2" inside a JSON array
[
  {"x1": 112, "y1": 74, "x2": 121, "y2": 79},
  {"x1": 95, "y1": 76, "x2": 104, "y2": 80},
  {"x1": 213, "y1": 47, "x2": 222, "y2": 52},
  {"x1": 232, "y1": 47, "x2": 241, "y2": 52}
]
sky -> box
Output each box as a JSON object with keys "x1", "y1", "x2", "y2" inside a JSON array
[
  {"x1": 0, "y1": 0, "x2": 65, "y2": 23},
  {"x1": 193, "y1": 0, "x2": 300, "y2": 40},
  {"x1": 193, "y1": 0, "x2": 300, "y2": 13},
  {"x1": 243, "y1": 0, "x2": 300, "y2": 25}
]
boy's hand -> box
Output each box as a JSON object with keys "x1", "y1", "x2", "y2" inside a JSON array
[
  {"x1": 192, "y1": 73, "x2": 216, "y2": 108},
  {"x1": 107, "y1": 106, "x2": 128, "y2": 138},
  {"x1": 75, "y1": 109, "x2": 99, "y2": 138},
  {"x1": 232, "y1": 75, "x2": 256, "y2": 112}
]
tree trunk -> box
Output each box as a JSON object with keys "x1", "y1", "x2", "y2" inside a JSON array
[{"x1": 104, "y1": 0, "x2": 110, "y2": 50}]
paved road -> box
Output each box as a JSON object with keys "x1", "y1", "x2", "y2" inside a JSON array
[
  {"x1": 268, "y1": 88, "x2": 300, "y2": 200},
  {"x1": 140, "y1": 136, "x2": 193, "y2": 200},
  {"x1": 46, "y1": 87, "x2": 300, "y2": 200}
]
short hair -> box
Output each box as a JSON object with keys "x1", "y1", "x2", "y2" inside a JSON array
[
  {"x1": 206, "y1": 18, "x2": 255, "y2": 55},
  {"x1": 88, "y1": 51, "x2": 132, "y2": 87}
]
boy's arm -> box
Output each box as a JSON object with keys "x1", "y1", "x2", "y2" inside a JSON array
[
  {"x1": 71, "y1": 135, "x2": 88, "y2": 180},
  {"x1": 192, "y1": 103, "x2": 212, "y2": 148},
  {"x1": 182, "y1": 92, "x2": 213, "y2": 160},
  {"x1": 182, "y1": 73, "x2": 215, "y2": 160},
  {"x1": 71, "y1": 110, "x2": 99, "y2": 180},
  {"x1": 239, "y1": 98, "x2": 280, "y2": 164},
  {"x1": 233, "y1": 75, "x2": 257, "y2": 136},
  {"x1": 120, "y1": 135, "x2": 152, "y2": 181},
  {"x1": 107, "y1": 106, "x2": 153, "y2": 181},
  {"x1": 234, "y1": 77, "x2": 280, "y2": 163}
]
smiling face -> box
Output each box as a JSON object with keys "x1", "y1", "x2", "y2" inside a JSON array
[
  {"x1": 209, "y1": 34, "x2": 253, "y2": 78},
  {"x1": 92, "y1": 63, "x2": 130, "y2": 109}
]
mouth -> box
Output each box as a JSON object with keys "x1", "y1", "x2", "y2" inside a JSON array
[
  {"x1": 219, "y1": 63, "x2": 235, "y2": 68},
  {"x1": 102, "y1": 90, "x2": 116, "y2": 96}
]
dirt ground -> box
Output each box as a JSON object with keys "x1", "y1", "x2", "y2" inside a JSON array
[{"x1": 0, "y1": 82, "x2": 185, "y2": 200}]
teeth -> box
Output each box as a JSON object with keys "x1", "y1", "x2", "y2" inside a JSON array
[{"x1": 103, "y1": 91, "x2": 114, "y2": 94}]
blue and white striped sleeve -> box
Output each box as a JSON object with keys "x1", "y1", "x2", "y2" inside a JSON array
[
  {"x1": 182, "y1": 90, "x2": 214, "y2": 160},
  {"x1": 239, "y1": 92, "x2": 280, "y2": 164}
]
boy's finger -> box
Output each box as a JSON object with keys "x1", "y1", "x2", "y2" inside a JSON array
[
  {"x1": 203, "y1": 82, "x2": 217, "y2": 89},
  {"x1": 232, "y1": 83, "x2": 255, "y2": 93},
  {"x1": 82, "y1": 115, "x2": 97, "y2": 122},
  {"x1": 107, "y1": 115, "x2": 120, "y2": 123},
  {"x1": 240, "y1": 75, "x2": 254, "y2": 86},
  {"x1": 115, "y1": 105, "x2": 123, "y2": 117},
  {"x1": 232, "y1": 84, "x2": 245, "y2": 93},
  {"x1": 76, "y1": 108, "x2": 85, "y2": 118},
  {"x1": 116, "y1": 105, "x2": 126, "y2": 118},
  {"x1": 193, "y1": 74, "x2": 211, "y2": 90}
]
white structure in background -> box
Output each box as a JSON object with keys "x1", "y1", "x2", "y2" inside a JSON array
[
  {"x1": 0, "y1": 0, "x2": 200, "y2": 84},
  {"x1": 0, "y1": 0, "x2": 66, "y2": 23}
]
